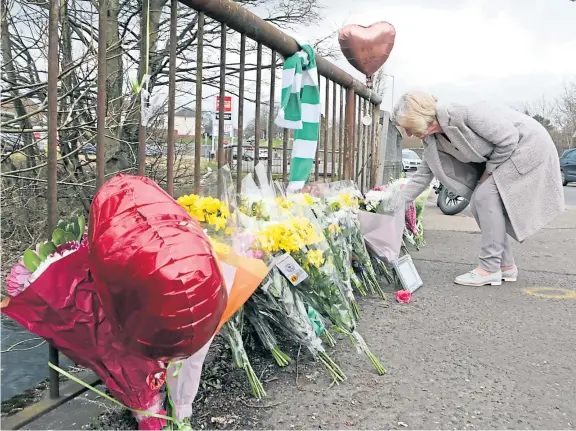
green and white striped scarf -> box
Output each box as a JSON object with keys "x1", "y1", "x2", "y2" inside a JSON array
[{"x1": 275, "y1": 45, "x2": 321, "y2": 192}]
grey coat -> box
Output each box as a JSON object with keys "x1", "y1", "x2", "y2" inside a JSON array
[{"x1": 403, "y1": 101, "x2": 565, "y2": 242}]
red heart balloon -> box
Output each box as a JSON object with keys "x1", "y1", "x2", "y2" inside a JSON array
[
  {"x1": 88, "y1": 174, "x2": 227, "y2": 362},
  {"x1": 338, "y1": 22, "x2": 396, "y2": 77}
]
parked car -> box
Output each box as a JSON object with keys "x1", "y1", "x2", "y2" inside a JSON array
[
  {"x1": 146, "y1": 144, "x2": 163, "y2": 157},
  {"x1": 402, "y1": 149, "x2": 422, "y2": 171},
  {"x1": 560, "y1": 148, "x2": 576, "y2": 186}
]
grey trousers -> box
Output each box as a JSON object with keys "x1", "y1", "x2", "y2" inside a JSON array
[{"x1": 469, "y1": 175, "x2": 515, "y2": 272}]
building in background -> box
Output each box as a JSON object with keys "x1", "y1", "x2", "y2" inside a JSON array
[{"x1": 173, "y1": 107, "x2": 202, "y2": 138}]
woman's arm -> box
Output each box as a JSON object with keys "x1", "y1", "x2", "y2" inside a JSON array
[
  {"x1": 465, "y1": 102, "x2": 520, "y2": 173},
  {"x1": 402, "y1": 157, "x2": 434, "y2": 203}
]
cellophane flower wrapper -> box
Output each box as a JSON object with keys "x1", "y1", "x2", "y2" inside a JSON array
[
  {"x1": 389, "y1": 178, "x2": 430, "y2": 248},
  {"x1": 271, "y1": 179, "x2": 385, "y2": 376},
  {"x1": 238, "y1": 168, "x2": 346, "y2": 383},
  {"x1": 165, "y1": 261, "x2": 235, "y2": 421},
  {"x1": 280, "y1": 184, "x2": 361, "y2": 320},
  {"x1": 176, "y1": 166, "x2": 270, "y2": 400},
  {"x1": 1, "y1": 245, "x2": 168, "y2": 430},
  {"x1": 322, "y1": 181, "x2": 382, "y2": 296}
]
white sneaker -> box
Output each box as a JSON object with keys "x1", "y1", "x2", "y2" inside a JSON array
[
  {"x1": 501, "y1": 267, "x2": 518, "y2": 282},
  {"x1": 454, "y1": 268, "x2": 502, "y2": 286}
]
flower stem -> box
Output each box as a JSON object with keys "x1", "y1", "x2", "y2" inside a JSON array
[
  {"x1": 350, "y1": 271, "x2": 368, "y2": 296},
  {"x1": 350, "y1": 299, "x2": 361, "y2": 320},
  {"x1": 317, "y1": 351, "x2": 347, "y2": 383},
  {"x1": 271, "y1": 347, "x2": 291, "y2": 367},
  {"x1": 322, "y1": 328, "x2": 337, "y2": 347},
  {"x1": 340, "y1": 329, "x2": 387, "y2": 376},
  {"x1": 243, "y1": 355, "x2": 267, "y2": 398}
]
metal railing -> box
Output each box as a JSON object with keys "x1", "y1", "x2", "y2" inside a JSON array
[{"x1": 6, "y1": 0, "x2": 382, "y2": 425}]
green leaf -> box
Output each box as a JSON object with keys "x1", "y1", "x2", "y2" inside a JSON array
[
  {"x1": 57, "y1": 220, "x2": 68, "y2": 231},
  {"x1": 52, "y1": 228, "x2": 66, "y2": 245},
  {"x1": 76, "y1": 215, "x2": 86, "y2": 241},
  {"x1": 64, "y1": 231, "x2": 76, "y2": 243},
  {"x1": 23, "y1": 249, "x2": 41, "y2": 272},
  {"x1": 38, "y1": 242, "x2": 57, "y2": 260}
]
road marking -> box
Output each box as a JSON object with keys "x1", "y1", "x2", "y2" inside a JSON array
[{"x1": 523, "y1": 287, "x2": 576, "y2": 299}]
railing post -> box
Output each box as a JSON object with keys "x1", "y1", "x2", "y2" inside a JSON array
[
  {"x1": 282, "y1": 128, "x2": 289, "y2": 182},
  {"x1": 236, "y1": 33, "x2": 246, "y2": 192},
  {"x1": 217, "y1": 24, "x2": 227, "y2": 169},
  {"x1": 343, "y1": 87, "x2": 355, "y2": 180},
  {"x1": 331, "y1": 81, "x2": 336, "y2": 181},
  {"x1": 323, "y1": 76, "x2": 329, "y2": 181},
  {"x1": 375, "y1": 110, "x2": 391, "y2": 186},
  {"x1": 194, "y1": 13, "x2": 204, "y2": 194},
  {"x1": 96, "y1": 0, "x2": 107, "y2": 190},
  {"x1": 370, "y1": 104, "x2": 380, "y2": 189},
  {"x1": 267, "y1": 50, "x2": 276, "y2": 176},
  {"x1": 137, "y1": 0, "x2": 150, "y2": 176},
  {"x1": 254, "y1": 43, "x2": 262, "y2": 167},
  {"x1": 339, "y1": 86, "x2": 344, "y2": 179},
  {"x1": 166, "y1": 0, "x2": 177, "y2": 196},
  {"x1": 47, "y1": 0, "x2": 61, "y2": 399}
]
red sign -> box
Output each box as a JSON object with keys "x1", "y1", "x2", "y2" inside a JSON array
[{"x1": 216, "y1": 96, "x2": 232, "y2": 113}]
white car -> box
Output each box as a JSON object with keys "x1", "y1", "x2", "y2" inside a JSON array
[{"x1": 402, "y1": 149, "x2": 422, "y2": 171}]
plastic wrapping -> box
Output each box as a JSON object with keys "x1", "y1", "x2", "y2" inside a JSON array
[
  {"x1": 253, "y1": 168, "x2": 385, "y2": 375},
  {"x1": 357, "y1": 209, "x2": 406, "y2": 263},
  {"x1": 176, "y1": 166, "x2": 271, "y2": 399},
  {"x1": 89, "y1": 174, "x2": 227, "y2": 362},
  {"x1": 238, "y1": 168, "x2": 346, "y2": 383},
  {"x1": 165, "y1": 259, "x2": 235, "y2": 421},
  {"x1": 322, "y1": 181, "x2": 383, "y2": 296}
]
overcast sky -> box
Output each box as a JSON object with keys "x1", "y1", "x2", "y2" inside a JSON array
[{"x1": 287, "y1": 0, "x2": 576, "y2": 112}]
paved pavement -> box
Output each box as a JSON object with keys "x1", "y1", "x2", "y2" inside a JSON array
[
  {"x1": 563, "y1": 184, "x2": 576, "y2": 207},
  {"x1": 18, "y1": 198, "x2": 576, "y2": 431}
]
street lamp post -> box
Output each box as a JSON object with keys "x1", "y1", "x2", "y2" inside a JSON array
[{"x1": 382, "y1": 73, "x2": 395, "y2": 112}]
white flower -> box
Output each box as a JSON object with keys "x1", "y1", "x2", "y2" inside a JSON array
[{"x1": 27, "y1": 248, "x2": 79, "y2": 285}]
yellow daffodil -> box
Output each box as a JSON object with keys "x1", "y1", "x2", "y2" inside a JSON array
[
  {"x1": 178, "y1": 193, "x2": 231, "y2": 232},
  {"x1": 328, "y1": 223, "x2": 341, "y2": 234},
  {"x1": 306, "y1": 249, "x2": 325, "y2": 268},
  {"x1": 209, "y1": 238, "x2": 231, "y2": 256}
]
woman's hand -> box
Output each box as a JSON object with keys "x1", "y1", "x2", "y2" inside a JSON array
[{"x1": 479, "y1": 171, "x2": 491, "y2": 184}]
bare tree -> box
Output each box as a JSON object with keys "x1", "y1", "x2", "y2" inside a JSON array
[{"x1": 0, "y1": 0, "x2": 332, "y2": 280}]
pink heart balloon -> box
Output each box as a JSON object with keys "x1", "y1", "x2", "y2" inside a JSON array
[{"x1": 338, "y1": 22, "x2": 396, "y2": 77}]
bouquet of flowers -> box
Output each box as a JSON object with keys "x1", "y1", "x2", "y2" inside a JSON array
[
  {"x1": 283, "y1": 190, "x2": 361, "y2": 319},
  {"x1": 3, "y1": 174, "x2": 237, "y2": 430},
  {"x1": 389, "y1": 178, "x2": 431, "y2": 249},
  {"x1": 178, "y1": 174, "x2": 267, "y2": 399},
  {"x1": 238, "y1": 171, "x2": 346, "y2": 383},
  {"x1": 323, "y1": 181, "x2": 386, "y2": 297}
]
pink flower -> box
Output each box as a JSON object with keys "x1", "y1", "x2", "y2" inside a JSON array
[
  {"x1": 56, "y1": 241, "x2": 80, "y2": 254},
  {"x1": 247, "y1": 249, "x2": 264, "y2": 259},
  {"x1": 396, "y1": 290, "x2": 412, "y2": 303},
  {"x1": 6, "y1": 261, "x2": 31, "y2": 297},
  {"x1": 373, "y1": 185, "x2": 388, "y2": 191}
]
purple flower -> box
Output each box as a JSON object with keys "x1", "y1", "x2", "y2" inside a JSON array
[
  {"x1": 247, "y1": 249, "x2": 264, "y2": 259},
  {"x1": 6, "y1": 261, "x2": 31, "y2": 297}
]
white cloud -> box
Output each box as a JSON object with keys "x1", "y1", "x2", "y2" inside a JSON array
[{"x1": 293, "y1": 0, "x2": 576, "y2": 110}]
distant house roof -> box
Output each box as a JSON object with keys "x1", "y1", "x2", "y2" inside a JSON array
[{"x1": 174, "y1": 107, "x2": 196, "y2": 118}]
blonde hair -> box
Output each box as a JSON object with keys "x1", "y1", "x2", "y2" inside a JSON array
[{"x1": 393, "y1": 91, "x2": 438, "y2": 135}]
